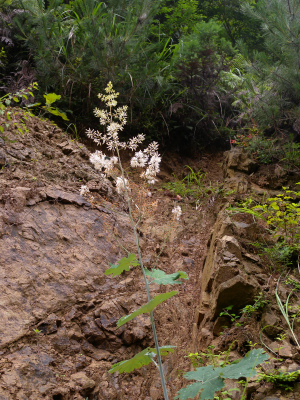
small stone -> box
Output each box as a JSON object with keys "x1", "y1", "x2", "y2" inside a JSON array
[
  {"x1": 183, "y1": 257, "x2": 194, "y2": 267},
  {"x1": 245, "y1": 381, "x2": 260, "y2": 394},
  {"x1": 221, "y1": 235, "x2": 241, "y2": 259},
  {"x1": 278, "y1": 341, "x2": 294, "y2": 358},
  {"x1": 70, "y1": 372, "x2": 95, "y2": 390},
  {"x1": 61, "y1": 145, "x2": 74, "y2": 155},
  {"x1": 263, "y1": 397, "x2": 281, "y2": 400},
  {"x1": 38, "y1": 383, "x2": 55, "y2": 394},
  {"x1": 288, "y1": 362, "x2": 300, "y2": 372},
  {"x1": 68, "y1": 324, "x2": 84, "y2": 340},
  {"x1": 261, "y1": 311, "x2": 282, "y2": 339}
]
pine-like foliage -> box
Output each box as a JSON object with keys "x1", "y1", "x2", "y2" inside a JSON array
[
  {"x1": 241, "y1": 0, "x2": 300, "y2": 131},
  {"x1": 168, "y1": 20, "x2": 236, "y2": 147},
  {"x1": 11, "y1": 0, "x2": 167, "y2": 125}
]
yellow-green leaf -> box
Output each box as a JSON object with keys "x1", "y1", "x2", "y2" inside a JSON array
[
  {"x1": 105, "y1": 253, "x2": 139, "y2": 277},
  {"x1": 109, "y1": 346, "x2": 175, "y2": 374},
  {"x1": 44, "y1": 93, "x2": 61, "y2": 105},
  {"x1": 145, "y1": 268, "x2": 188, "y2": 285},
  {"x1": 117, "y1": 291, "x2": 177, "y2": 327}
]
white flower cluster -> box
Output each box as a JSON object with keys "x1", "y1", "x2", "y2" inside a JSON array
[
  {"x1": 172, "y1": 205, "x2": 182, "y2": 221},
  {"x1": 130, "y1": 142, "x2": 161, "y2": 184},
  {"x1": 87, "y1": 82, "x2": 162, "y2": 193},
  {"x1": 86, "y1": 82, "x2": 130, "y2": 151},
  {"x1": 130, "y1": 150, "x2": 148, "y2": 168},
  {"x1": 115, "y1": 177, "x2": 129, "y2": 194},
  {"x1": 86, "y1": 83, "x2": 146, "y2": 153},
  {"x1": 89, "y1": 151, "x2": 118, "y2": 174}
]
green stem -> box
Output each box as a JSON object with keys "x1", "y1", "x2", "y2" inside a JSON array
[
  {"x1": 275, "y1": 278, "x2": 300, "y2": 350},
  {"x1": 116, "y1": 147, "x2": 169, "y2": 400}
]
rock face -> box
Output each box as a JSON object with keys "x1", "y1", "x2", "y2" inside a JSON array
[
  {"x1": 195, "y1": 210, "x2": 261, "y2": 339},
  {"x1": 0, "y1": 115, "x2": 155, "y2": 399},
  {"x1": 222, "y1": 147, "x2": 258, "y2": 194},
  {"x1": 195, "y1": 150, "x2": 268, "y2": 343},
  {"x1": 0, "y1": 198, "x2": 130, "y2": 348},
  {"x1": 223, "y1": 147, "x2": 258, "y2": 177}
]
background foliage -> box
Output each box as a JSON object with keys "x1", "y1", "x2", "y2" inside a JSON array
[{"x1": 1, "y1": 0, "x2": 300, "y2": 153}]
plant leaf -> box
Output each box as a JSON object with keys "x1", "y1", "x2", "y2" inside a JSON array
[
  {"x1": 44, "y1": 93, "x2": 61, "y2": 105},
  {"x1": 175, "y1": 365, "x2": 225, "y2": 400},
  {"x1": 222, "y1": 349, "x2": 269, "y2": 379},
  {"x1": 109, "y1": 346, "x2": 175, "y2": 374},
  {"x1": 174, "y1": 382, "x2": 209, "y2": 400},
  {"x1": 117, "y1": 291, "x2": 177, "y2": 327},
  {"x1": 175, "y1": 349, "x2": 268, "y2": 400},
  {"x1": 145, "y1": 268, "x2": 188, "y2": 285},
  {"x1": 105, "y1": 253, "x2": 139, "y2": 277},
  {"x1": 44, "y1": 107, "x2": 69, "y2": 121}
]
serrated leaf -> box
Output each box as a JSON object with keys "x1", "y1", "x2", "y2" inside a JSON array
[
  {"x1": 117, "y1": 291, "x2": 177, "y2": 327},
  {"x1": 44, "y1": 92, "x2": 61, "y2": 105},
  {"x1": 174, "y1": 382, "x2": 209, "y2": 400},
  {"x1": 145, "y1": 268, "x2": 188, "y2": 285},
  {"x1": 222, "y1": 348, "x2": 269, "y2": 379},
  {"x1": 175, "y1": 349, "x2": 268, "y2": 400},
  {"x1": 175, "y1": 365, "x2": 225, "y2": 400},
  {"x1": 109, "y1": 346, "x2": 175, "y2": 374},
  {"x1": 105, "y1": 253, "x2": 139, "y2": 277}
]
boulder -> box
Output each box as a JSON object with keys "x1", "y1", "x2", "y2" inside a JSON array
[{"x1": 223, "y1": 148, "x2": 258, "y2": 177}]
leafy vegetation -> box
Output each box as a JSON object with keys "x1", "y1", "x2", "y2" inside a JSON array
[
  {"x1": 145, "y1": 268, "x2": 188, "y2": 285},
  {"x1": 186, "y1": 342, "x2": 237, "y2": 368},
  {"x1": 1, "y1": 0, "x2": 300, "y2": 153},
  {"x1": 0, "y1": 82, "x2": 37, "y2": 133},
  {"x1": 176, "y1": 348, "x2": 269, "y2": 400},
  {"x1": 227, "y1": 184, "x2": 300, "y2": 271},
  {"x1": 275, "y1": 277, "x2": 300, "y2": 349},
  {"x1": 163, "y1": 167, "x2": 207, "y2": 199},
  {"x1": 257, "y1": 368, "x2": 300, "y2": 391},
  {"x1": 217, "y1": 293, "x2": 269, "y2": 331},
  {"x1": 242, "y1": 292, "x2": 269, "y2": 316}
]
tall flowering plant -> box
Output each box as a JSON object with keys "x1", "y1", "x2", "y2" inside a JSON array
[{"x1": 81, "y1": 83, "x2": 187, "y2": 400}]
